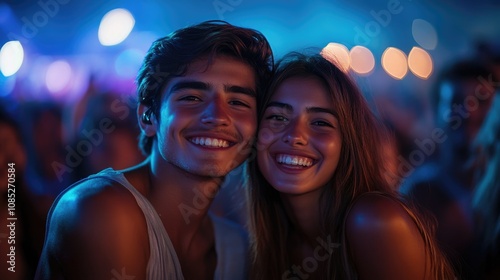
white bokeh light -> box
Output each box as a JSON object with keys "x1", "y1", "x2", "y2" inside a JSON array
[
  {"x1": 412, "y1": 19, "x2": 438, "y2": 50},
  {"x1": 0, "y1": 41, "x2": 24, "y2": 77},
  {"x1": 98, "y1": 8, "x2": 135, "y2": 46}
]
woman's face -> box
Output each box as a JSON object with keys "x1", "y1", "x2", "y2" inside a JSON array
[{"x1": 257, "y1": 76, "x2": 343, "y2": 195}]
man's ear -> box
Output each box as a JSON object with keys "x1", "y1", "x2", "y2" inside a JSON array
[{"x1": 138, "y1": 104, "x2": 157, "y2": 136}]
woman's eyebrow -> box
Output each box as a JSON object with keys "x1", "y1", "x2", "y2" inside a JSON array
[
  {"x1": 266, "y1": 102, "x2": 336, "y2": 117},
  {"x1": 306, "y1": 107, "x2": 337, "y2": 117},
  {"x1": 266, "y1": 101, "x2": 292, "y2": 112}
]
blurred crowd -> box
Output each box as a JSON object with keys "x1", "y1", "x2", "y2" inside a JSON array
[
  {"x1": 1, "y1": 41, "x2": 499, "y2": 279},
  {"x1": 0, "y1": 80, "x2": 145, "y2": 278}
]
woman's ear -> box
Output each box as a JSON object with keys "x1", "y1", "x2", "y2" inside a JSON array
[{"x1": 138, "y1": 104, "x2": 157, "y2": 136}]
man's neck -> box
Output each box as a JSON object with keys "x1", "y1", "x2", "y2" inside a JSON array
[{"x1": 147, "y1": 152, "x2": 223, "y2": 251}]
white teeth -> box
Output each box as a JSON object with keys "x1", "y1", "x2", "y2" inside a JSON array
[
  {"x1": 276, "y1": 154, "x2": 313, "y2": 167},
  {"x1": 191, "y1": 137, "x2": 229, "y2": 148}
]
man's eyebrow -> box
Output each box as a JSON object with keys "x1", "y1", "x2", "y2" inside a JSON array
[
  {"x1": 170, "y1": 81, "x2": 209, "y2": 93},
  {"x1": 169, "y1": 81, "x2": 256, "y2": 97},
  {"x1": 225, "y1": 85, "x2": 256, "y2": 97}
]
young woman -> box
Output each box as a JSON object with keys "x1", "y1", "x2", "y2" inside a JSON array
[{"x1": 248, "y1": 53, "x2": 455, "y2": 279}]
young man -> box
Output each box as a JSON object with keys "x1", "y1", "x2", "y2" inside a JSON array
[{"x1": 35, "y1": 21, "x2": 273, "y2": 280}]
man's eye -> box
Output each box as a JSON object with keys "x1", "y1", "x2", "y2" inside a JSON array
[
  {"x1": 229, "y1": 100, "x2": 250, "y2": 108},
  {"x1": 179, "y1": 96, "x2": 201, "y2": 101}
]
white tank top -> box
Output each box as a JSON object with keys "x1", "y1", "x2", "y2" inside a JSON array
[{"x1": 61, "y1": 168, "x2": 249, "y2": 279}]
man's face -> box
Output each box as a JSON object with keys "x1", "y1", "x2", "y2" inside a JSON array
[{"x1": 152, "y1": 55, "x2": 257, "y2": 178}]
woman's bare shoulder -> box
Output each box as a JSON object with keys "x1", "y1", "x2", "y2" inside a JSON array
[{"x1": 345, "y1": 192, "x2": 430, "y2": 280}]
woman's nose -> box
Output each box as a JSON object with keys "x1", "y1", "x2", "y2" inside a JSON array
[{"x1": 282, "y1": 119, "x2": 307, "y2": 146}]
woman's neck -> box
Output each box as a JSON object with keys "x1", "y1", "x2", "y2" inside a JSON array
[
  {"x1": 281, "y1": 190, "x2": 322, "y2": 246},
  {"x1": 283, "y1": 191, "x2": 331, "y2": 279}
]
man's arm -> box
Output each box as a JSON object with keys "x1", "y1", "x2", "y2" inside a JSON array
[
  {"x1": 346, "y1": 193, "x2": 432, "y2": 280},
  {"x1": 35, "y1": 181, "x2": 150, "y2": 280}
]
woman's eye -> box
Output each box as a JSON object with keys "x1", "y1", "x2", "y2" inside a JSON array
[
  {"x1": 266, "y1": 115, "x2": 287, "y2": 122},
  {"x1": 312, "y1": 120, "x2": 334, "y2": 127}
]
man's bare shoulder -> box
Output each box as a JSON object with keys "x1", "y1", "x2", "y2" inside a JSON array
[
  {"x1": 38, "y1": 176, "x2": 150, "y2": 279},
  {"x1": 47, "y1": 177, "x2": 140, "y2": 229}
]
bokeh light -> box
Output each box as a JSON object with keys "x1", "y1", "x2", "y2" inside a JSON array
[
  {"x1": 0, "y1": 41, "x2": 24, "y2": 77},
  {"x1": 0, "y1": 74, "x2": 16, "y2": 97},
  {"x1": 320, "y1": 43, "x2": 350, "y2": 72},
  {"x1": 349, "y1": 46, "x2": 375, "y2": 75},
  {"x1": 408, "y1": 47, "x2": 433, "y2": 79},
  {"x1": 114, "y1": 48, "x2": 144, "y2": 78},
  {"x1": 412, "y1": 19, "x2": 438, "y2": 50},
  {"x1": 381, "y1": 47, "x2": 408, "y2": 80},
  {"x1": 98, "y1": 8, "x2": 135, "y2": 46},
  {"x1": 45, "y1": 60, "x2": 72, "y2": 94}
]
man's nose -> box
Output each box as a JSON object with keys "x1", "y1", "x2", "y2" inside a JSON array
[{"x1": 201, "y1": 97, "x2": 231, "y2": 126}]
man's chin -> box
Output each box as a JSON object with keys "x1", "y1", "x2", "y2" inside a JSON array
[
  {"x1": 179, "y1": 157, "x2": 246, "y2": 178},
  {"x1": 189, "y1": 165, "x2": 232, "y2": 179}
]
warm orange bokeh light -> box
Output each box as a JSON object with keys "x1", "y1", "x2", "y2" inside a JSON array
[
  {"x1": 349, "y1": 45, "x2": 375, "y2": 75},
  {"x1": 408, "y1": 47, "x2": 433, "y2": 79},
  {"x1": 381, "y1": 47, "x2": 408, "y2": 80},
  {"x1": 320, "y1": 43, "x2": 350, "y2": 73}
]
